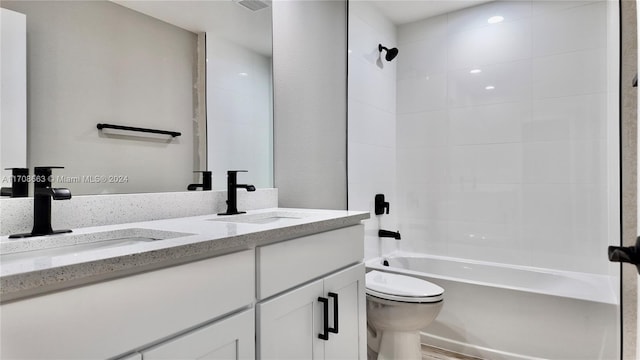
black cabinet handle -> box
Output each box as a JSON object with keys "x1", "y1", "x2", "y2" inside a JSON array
[
  {"x1": 609, "y1": 236, "x2": 640, "y2": 274},
  {"x1": 318, "y1": 297, "x2": 329, "y2": 340},
  {"x1": 328, "y1": 292, "x2": 339, "y2": 334}
]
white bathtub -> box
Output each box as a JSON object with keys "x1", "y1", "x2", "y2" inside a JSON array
[{"x1": 366, "y1": 252, "x2": 619, "y2": 360}]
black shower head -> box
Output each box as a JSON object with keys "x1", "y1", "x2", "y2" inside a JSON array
[
  {"x1": 378, "y1": 44, "x2": 399, "y2": 61},
  {"x1": 386, "y1": 47, "x2": 399, "y2": 61}
]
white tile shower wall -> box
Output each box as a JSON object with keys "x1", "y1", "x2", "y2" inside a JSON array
[
  {"x1": 0, "y1": 189, "x2": 278, "y2": 236},
  {"x1": 396, "y1": 1, "x2": 611, "y2": 274},
  {"x1": 348, "y1": 2, "x2": 398, "y2": 260}
]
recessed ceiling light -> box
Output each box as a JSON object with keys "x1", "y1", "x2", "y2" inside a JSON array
[
  {"x1": 239, "y1": 72, "x2": 249, "y2": 77},
  {"x1": 488, "y1": 15, "x2": 504, "y2": 24},
  {"x1": 470, "y1": 69, "x2": 482, "y2": 74},
  {"x1": 485, "y1": 85, "x2": 495, "y2": 90}
]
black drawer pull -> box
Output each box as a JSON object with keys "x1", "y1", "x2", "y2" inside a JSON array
[
  {"x1": 318, "y1": 296, "x2": 329, "y2": 340},
  {"x1": 328, "y1": 292, "x2": 339, "y2": 334}
]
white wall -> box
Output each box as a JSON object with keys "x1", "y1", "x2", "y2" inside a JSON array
[
  {"x1": 396, "y1": 0, "x2": 614, "y2": 274},
  {"x1": 206, "y1": 36, "x2": 273, "y2": 190},
  {"x1": 348, "y1": 2, "x2": 398, "y2": 260},
  {"x1": 273, "y1": 0, "x2": 347, "y2": 210}
]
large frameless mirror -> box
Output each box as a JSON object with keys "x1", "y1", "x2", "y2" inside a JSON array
[{"x1": 0, "y1": 0, "x2": 273, "y2": 195}]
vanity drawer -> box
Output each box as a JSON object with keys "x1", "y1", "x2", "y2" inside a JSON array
[
  {"x1": 256, "y1": 224, "x2": 363, "y2": 299},
  {"x1": 0, "y1": 249, "x2": 255, "y2": 359}
]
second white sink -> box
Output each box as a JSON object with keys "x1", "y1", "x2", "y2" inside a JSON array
[{"x1": 208, "y1": 211, "x2": 312, "y2": 224}]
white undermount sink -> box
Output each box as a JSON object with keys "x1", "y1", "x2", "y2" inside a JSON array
[
  {"x1": 0, "y1": 228, "x2": 193, "y2": 264},
  {"x1": 207, "y1": 211, "x2": 313, "y2": 224}
]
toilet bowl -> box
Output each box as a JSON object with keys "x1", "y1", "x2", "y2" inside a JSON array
[{"x1": 366, "y1": 270, "x2": 444, "y2": 360}]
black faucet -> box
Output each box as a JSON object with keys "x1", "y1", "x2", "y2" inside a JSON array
[
  {"x1": 218, "y1": 170, "x2": 256, "y2": 215},
  {"x1": 378, "y1": 229, "x2": 401, "y2": 240},
  {"x1": 9, "y1": 167, "x2": 72, "y2": 238},
  {"x1": 187, "y1": 171, "x2": 212, "y2": 191}
]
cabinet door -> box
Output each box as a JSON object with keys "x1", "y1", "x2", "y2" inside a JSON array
[
  {"x1": 143, "y1": 308, "x2": 254, "y2": 360},
  {"x1": 323, "y1": 264, "x2": 366, "y2": 360},
  {"x1": 257, "y1": 279, "x2": 325, "y2": 360}
]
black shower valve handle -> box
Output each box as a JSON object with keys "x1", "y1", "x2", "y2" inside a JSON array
[{"x1": 374, "y1": 194, "x2": 390, "y2": 215}]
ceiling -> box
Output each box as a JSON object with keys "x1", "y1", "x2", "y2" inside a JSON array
[
  {"x1": 112, "y1": 0, "x2": 273, "y2": 56},
  {"x1": 112, "y1": 0, "x2": 494, "y2": 55},
  {"x1": 369, "y1": 0, "x2": 494, "y2": 24}
]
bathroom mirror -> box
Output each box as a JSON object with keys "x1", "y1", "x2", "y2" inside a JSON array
[{"x1": 0, "y1": 0, "x2": 273, "y2": 195}]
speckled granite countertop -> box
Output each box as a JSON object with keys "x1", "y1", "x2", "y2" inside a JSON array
[{"x1": 0, "y1": 208, "x2": 369, "y2": 303}]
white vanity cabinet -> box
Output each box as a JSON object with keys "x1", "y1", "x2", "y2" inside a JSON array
[
  {"x1": 258, "y1": 263, "x2": 365, "y2": 360},
  {"x1": 0, "y1": 211, "x2": 369, "y2": 359},
  {"x1": 256, "y1": 225, "x2": 366, "y2": 360},
  {"x1": 0, "y1": 250, "x2": 255, "y2": 359},
  {"x1": 142, "y1": 308, "x2": 255, "y2": 360}
]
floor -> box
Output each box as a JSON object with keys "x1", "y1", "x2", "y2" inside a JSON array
[
  {"x1": 422, "y1": 345, "x2": 484, "y2": 360},
  {"x1": 367, "y1": 342, "x2": 483, "y2": 360}
]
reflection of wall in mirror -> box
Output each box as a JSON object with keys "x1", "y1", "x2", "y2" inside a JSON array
[
  {"x1": 207, "y1": 35, "x2": 273, "y2": 190},
  {"x1": 0, "y1": 1, "x2": 199, "y2": 195},
  {"x1": 0, "y1": 8, "x2": 27, "y2": 185}
]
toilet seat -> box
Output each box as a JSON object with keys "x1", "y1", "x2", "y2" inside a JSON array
[{"x1": 366, "y1": 270, "x2": 444, "y2": 303}]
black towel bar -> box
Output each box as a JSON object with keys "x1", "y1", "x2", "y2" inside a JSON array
[{"x1": 97, "y1": 123, "x2": 181, "y2": 137}]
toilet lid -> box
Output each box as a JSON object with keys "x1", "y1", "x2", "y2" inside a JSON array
[{"x1": 365, "y1": 270, "x2": 444, "y2": 303}]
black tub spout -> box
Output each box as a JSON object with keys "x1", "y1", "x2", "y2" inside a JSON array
[{"x1": 379, "y1": 229, "x2": 401, "y2": 240}]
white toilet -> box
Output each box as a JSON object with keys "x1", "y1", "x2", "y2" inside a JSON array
[{"x1": 365, "y1": 270, "x2": 444, "y2": 360}]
